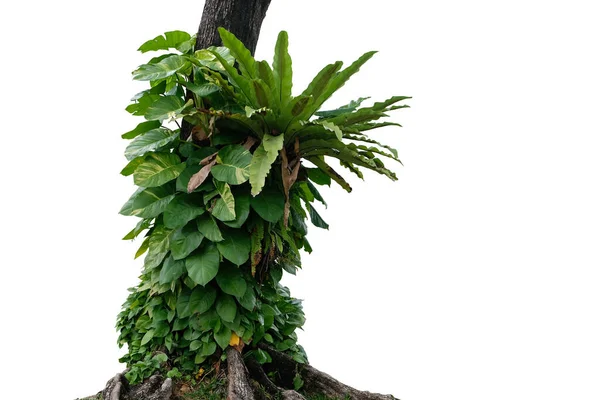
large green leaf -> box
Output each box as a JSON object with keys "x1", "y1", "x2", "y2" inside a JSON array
[
  {"x1": 218, "y1": 27, "x2": 256, "y2": 79},
  {"x1": 119, "y1": 185, "x2": 176, "y2": 218},
  {"x1": 215, "y1": 263, "x2": 247, "y2": 298},
  {"x1": 196, "y1": 214, "x2": 224, "y2": 242},
  {"x1": 133, "y1": 153, "x2": 186, "y2": 187},
  {"x1": 223, "y1": 192, "x2": 250, "y2": 228},
  {"x1": 201, "y1": 341, "x2": 217, "y2": 357},
  {"x1": 149, "y1": 225, "x2": 174, "y2": 254},
  {"x1": 272, "y1": 31, "x2": 292, "y2": 105},
  {"x1": 216, "y1": 294, "x2": 237, "y2": 323},
  {"x1": 122, "y1": 120, "x2": 161, "y2": 140},
  {"x1": 211, "y1": 145, "x2": 252, "y2": 185},
  {"x1": 189, "y1": 285, "x2": 217, "y2": 315},
  {"x1": 133, "y1": 55, "x2": 189, "y2": 81},
  {"x1": 176, "y1": 289, "x2": 192, "y2": 318},
  {"x1": 216, "y1": 229, "x2": 251, "y2": 266},
  {"x1": 185, "y1": 82, "x2": 220, "y2": 97},
  {"x1": 211, "y1": 181, "x2": 236, "y2": 222},
  {"x1": 170, "y1": 225, "x2": 204, "y2": 260},
  {"x1": 144, "y1": 248, "x2": 168, "y2": 271},
  {"x1": 237, "y1": 286, "x2": 257, "y2": 311},
  {"x1": 214, "y1": 324, "x2": 232, "y2": 350},
  {"x1": 185, "y1": 243, "x2": 220, "y2": 286},
  {"x1": 140, "y1": 329, "x2": 154, "y2": 346},
  {"x1": 145, "y1": 96, "x2": 185, "y2": 121},
  {"x1": 193, "y1": 46, "x2": 235, "y2": 71},
  {"x1": 250, "y1": 187, "x2": 285, "y2": 223},
  {"x1": 126, "y1": 93, "x2": 160, "y2": 116},
  {"x1": 124, "y1": 128, "x2": 179, "y2": 161},
  {"x1": 138, "y1": 31, "x2": 192, "y2": 53},
  {"x1": 120, "y1": 156, "x2": 145, "y2": 176},
  {"x1": 163, "y1": 194, "x2": 205, "y2": 229},
  {"x1": 159, "y1": 255, "x2": 186, "y2": 285}
]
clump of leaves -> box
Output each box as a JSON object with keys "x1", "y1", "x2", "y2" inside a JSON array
[{"x1": 116, "y1": 28, "x2": 409, "y2": 383}]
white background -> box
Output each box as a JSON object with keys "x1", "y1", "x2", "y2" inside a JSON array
[{"x1": 1, "y1": 1, "x2": 599, "y2": 399}]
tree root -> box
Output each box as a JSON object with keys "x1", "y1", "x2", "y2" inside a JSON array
[
  {"x1": 259, "y1": 344, "x2": 397, "y2": 400},
  {"x1": 226, "y1": 347, "x2": 256, "y2": 400},
  {"x1": 101, "y1": 372, "x2": 173, "y2": 400},
  {"x1": 94, "y1": 346, "x2": 397, "y2": 400}
]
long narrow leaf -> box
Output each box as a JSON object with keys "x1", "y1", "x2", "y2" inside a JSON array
[
  {"x1": 327, "y1": 108, "x2": 386, "y2": 127},
  {"x1": 272, "y1": 31, "x2": 293, "y2": 106},
  {"x1": 343, "y1": 134, "x2": 400, "y2": 159},
  {"x1": 298, "y1": 62, "x2": 342, "y2": 120},
  {"x1": 210, "y1": 50, "x2": 257, "y2": 108},
  {"x1": 303, "y1": 51, "x2": 376, "y2": 118},
  {"x1": 249, "y1": 144, "x2": 278, "y2": 196},
  {"x1": 307, "y1": 156, "x2": 352, "y2": 192},
  {"x1": 371, "y1": 95, "x2": 412, "y2": 112},
  {"x1": 218, "y1": 27, "x2": 257, "y2": 79}
]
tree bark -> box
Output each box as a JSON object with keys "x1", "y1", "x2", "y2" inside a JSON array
[
  {"x1": 195, "y1": 0, "x2": 272, "y2": 54},
  {"x1": 226, "y1": 347, "x2": 256, "y2": 400},
  {"x1": 258, "y1": 344, "x2": 397, "y2": 400}
]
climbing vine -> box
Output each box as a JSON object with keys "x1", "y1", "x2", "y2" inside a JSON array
[{"x1": 116, "y1": 28, "x2": 409, "y2": 384}]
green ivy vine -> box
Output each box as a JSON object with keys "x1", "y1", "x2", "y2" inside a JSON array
[{"x1": 116, "y1": 28, "x2": 409, "y2": 384}]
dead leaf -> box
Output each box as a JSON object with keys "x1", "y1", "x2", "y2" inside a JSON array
[
  {"x1": 200, "y1": 152, "x2": 218, "y2": 166},
  {"x1": 187, "y1": 159, "x2": 217, "y2": 193},
  {"x1": 280, "y1": 138, "x2": 302, "y2": 227},
  {"x1": 178, "y1": 384, "x2": 192, "y2": 394}
]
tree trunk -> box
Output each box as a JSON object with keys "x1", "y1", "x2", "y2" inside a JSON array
[{"x1": 194, "y1": 0, "x2": 272, "y2": 54}]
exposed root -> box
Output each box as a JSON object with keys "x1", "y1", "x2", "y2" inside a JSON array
[
  {"x1": 226, "y1": 347, "x2": 255, "y2": 400},
  {"x1": 246, "y1": 356, "x2": 281, "y2": 395},
  {"x1": 101, "y1": 372, "x2": 172, "y2": 400},
  {"x1": 246, "y1": 356, "x2": 307, "y2": 400},
  {"x1": 281, "y1": 389, "x2": 307, "y2": 400},
  {"x1": 259, "y1": 344, "x2": 397, "y2": 400},
  {"x1": 95, "y1": 345, "x2": 397, "y2": 400}
]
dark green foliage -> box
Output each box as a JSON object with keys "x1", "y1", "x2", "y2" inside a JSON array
[{"x1": 116, "y1": 28, "x2": 408, "y2": 383}]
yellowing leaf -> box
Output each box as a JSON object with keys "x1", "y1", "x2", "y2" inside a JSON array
[{"x1": 229, "y1": 332, "x2": 241, "y2": 347}]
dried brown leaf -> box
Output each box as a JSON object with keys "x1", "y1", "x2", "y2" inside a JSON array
[
  {"x1": 187, "y1": 159, "x2": 217, "y2": 193},
  {"x1": 200, "y1": 152, "x2": 218, "y2": 166}
]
